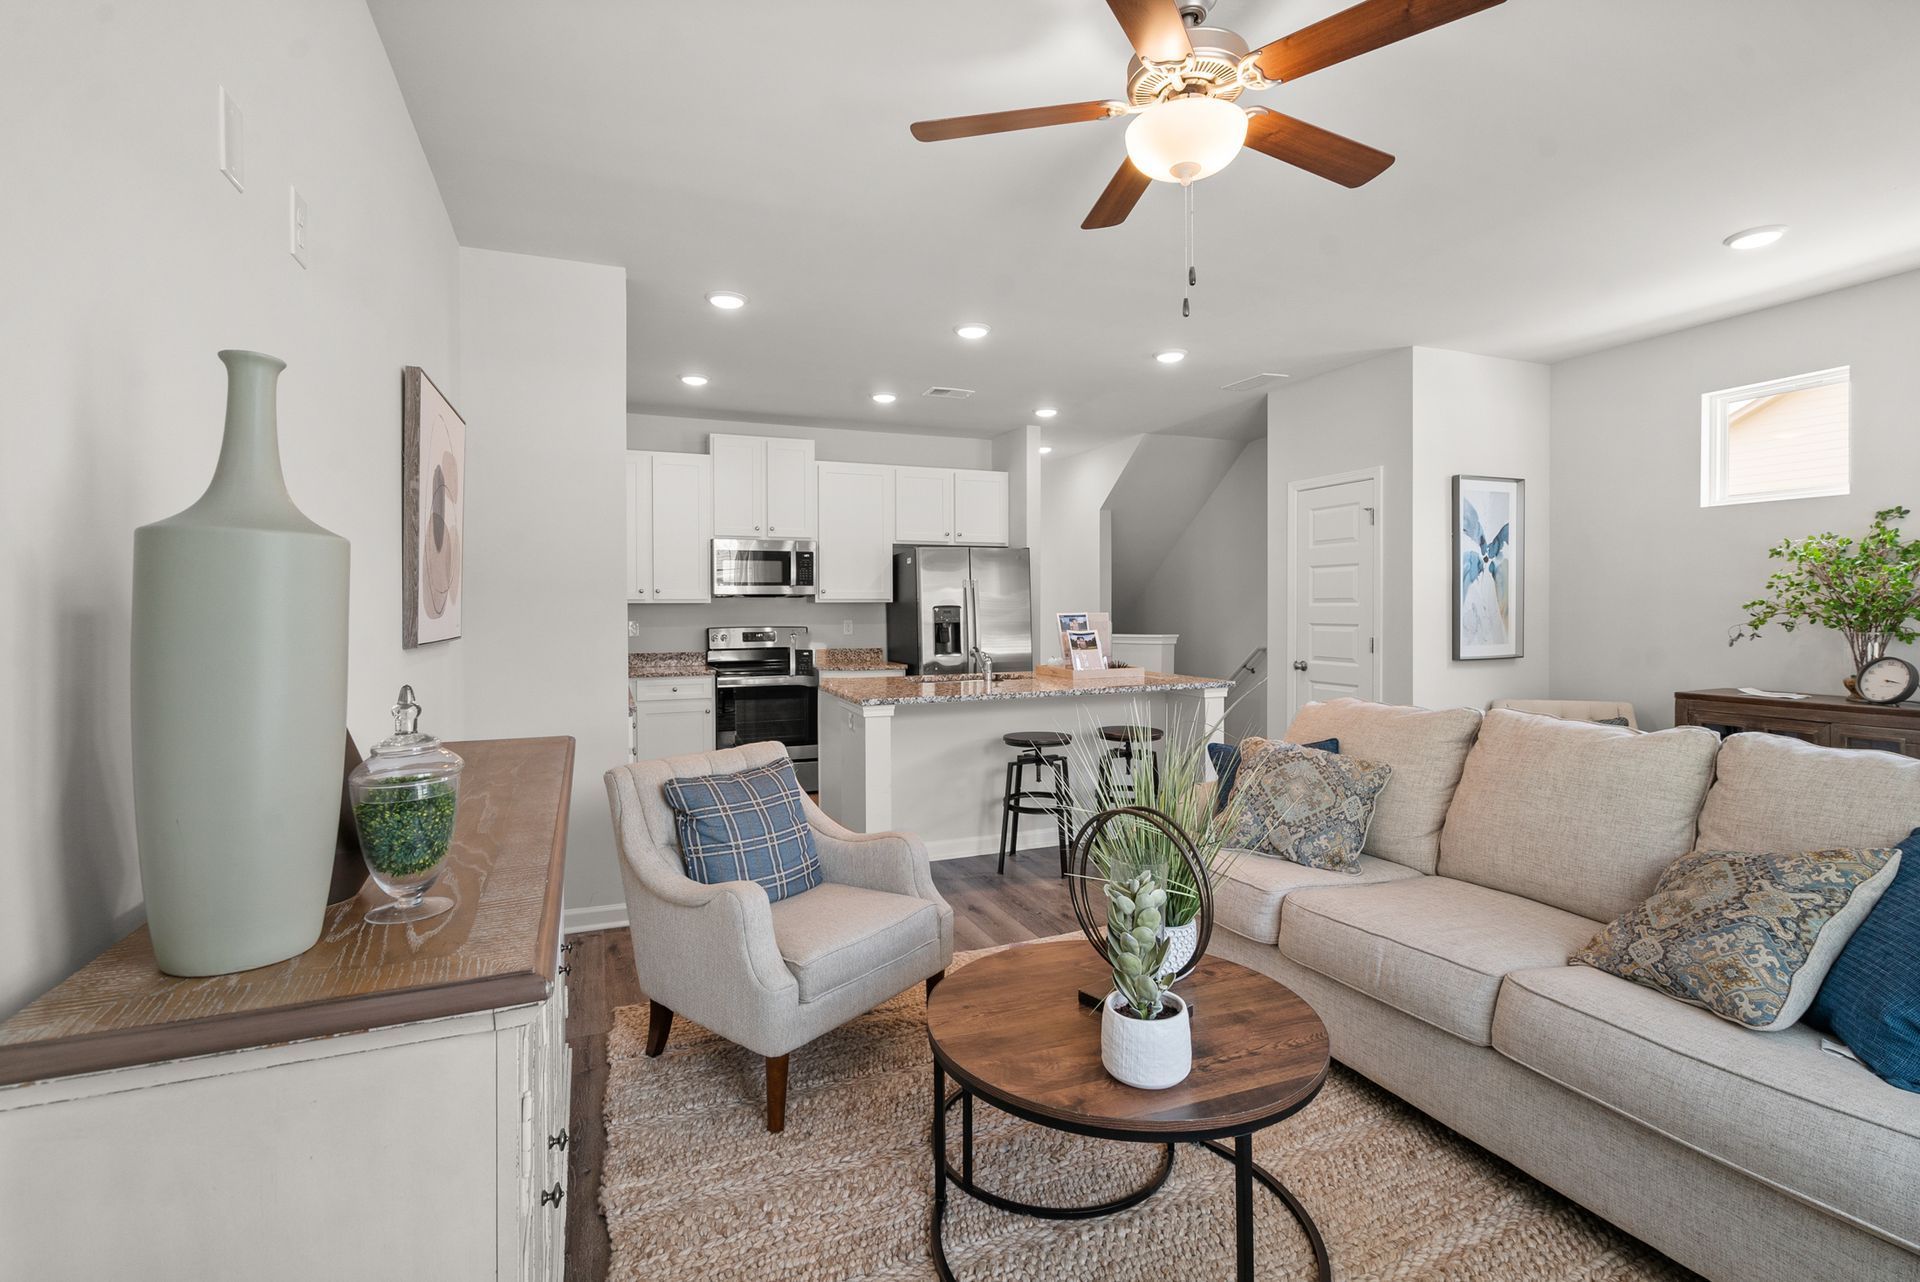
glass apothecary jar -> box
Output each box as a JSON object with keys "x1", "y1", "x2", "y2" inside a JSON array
[{"x1": 348, "y1": 685, "x2": 462, "y2": 925}]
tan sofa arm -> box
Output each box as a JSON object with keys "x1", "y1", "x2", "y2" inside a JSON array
[{"x1": 627, "y1": 874, "x2": 798, "y2": 1005}]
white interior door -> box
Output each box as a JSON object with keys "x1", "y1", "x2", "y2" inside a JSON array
[{"x1": 1291, "y1": 473, "x2": 1379, "y2": 721}]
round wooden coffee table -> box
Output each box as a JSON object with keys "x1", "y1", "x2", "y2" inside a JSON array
[{"x1": 925, "y1": 937, "x2": 1331, "y2": 1281}]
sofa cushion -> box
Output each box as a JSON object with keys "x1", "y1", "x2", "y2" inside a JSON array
[
  {"x1": 1697, "y1": 731, "x2": 1920, "y2": 854},
  {"x1": 1214, "y1": 851, "x2": 1422, "y2": 946},
  {"x1": 767, "y1": 883, "x2": 940, "y2": 1003},
  {"x1": 1494, "y1": 964, "x2": 1920, "y2": 1252},
  {"x1": 663, "y1": 758, "x2": 822, "y2": 902},
  {"x1": 1283, "y1": 699, "x2": 1482, "y2": 874},
  {"x1": 1437, "y1": 710, "x2": 1719, "y2": 922},
  {"x1": 1278, "y1": 877, "x2": 1601, "y2": 1046},
  {"x1": 1221, "y1": 739, "x2": 1392, "y2": 872},
  {"x1": 1571, "y1": 845, "x2": 1902, "y2": 1030},
  {"x1": 1808, "y1": 828, "x2": 1920, "y2": 1091}
]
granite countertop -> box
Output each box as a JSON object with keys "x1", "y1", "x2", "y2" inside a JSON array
[
  {"x1": 818, "y1": 670, "x2": 1232, "y2": 707},
  {"x1": 629, "y1": 652, "x2": 714, "y2": 678},
  {"x1": 814, "y1": 647, "x2": 906, "y2": 672}
]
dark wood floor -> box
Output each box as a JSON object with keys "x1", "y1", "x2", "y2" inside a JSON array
[{"x1": 561, "y1": 849, "x2": 1075, "y2": 1280}]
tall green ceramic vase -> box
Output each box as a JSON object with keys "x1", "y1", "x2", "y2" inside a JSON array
[{"x1": 132, "y1": 350, "x2": 350, "y2": 976}]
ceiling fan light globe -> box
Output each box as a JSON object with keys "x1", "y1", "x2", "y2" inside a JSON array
[{"x1": 1124, "y1": 96, "x2": 1248, "y2": 184}]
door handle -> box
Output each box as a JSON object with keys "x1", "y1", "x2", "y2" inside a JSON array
[{"x1": 1292, "y1": 660, "x2": 1309, "y2": 672}]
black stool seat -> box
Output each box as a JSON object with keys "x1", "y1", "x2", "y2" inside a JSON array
[
  {"x1": 1004, "y1": 730, "x2": 1072, "y2": 750},
  {"x1": 1098, "y1": 724, "x2": 1165, "y2": 744}
]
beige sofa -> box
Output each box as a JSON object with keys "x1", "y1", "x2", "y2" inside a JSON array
[{"x1": 1210, "y1": 700, "x2": 1920, "y2": 1282}]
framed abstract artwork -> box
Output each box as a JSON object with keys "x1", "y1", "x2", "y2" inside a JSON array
[
  {"x1": 402, "y1": 366, "x2": 465, "y2": 648},
  {"x1": 1453, "y1": 475, "x2": 1523, "y2": 660}
]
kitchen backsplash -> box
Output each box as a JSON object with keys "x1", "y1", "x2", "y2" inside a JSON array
[{"x1": 627, "y1": 599, "x2": 888, "y2": 653}]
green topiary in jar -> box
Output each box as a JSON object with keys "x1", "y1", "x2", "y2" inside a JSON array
[{"x1": 354, "y1": 775, "x2": 458, "y2": 878}]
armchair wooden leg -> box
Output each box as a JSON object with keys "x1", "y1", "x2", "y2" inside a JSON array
[
  {"x1": 765, "y1": 1054, "x2": 789, "y2": 1133},
  {"x1": 644, "y1": 1001, "x2": 674, "y2": 1057},
  {"x1": 925, "y1": 969, "x2": 946, "y2": 996}
]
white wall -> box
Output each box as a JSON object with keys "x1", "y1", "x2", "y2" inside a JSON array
[
  {"x1": 0, "y1": 2, "x2": 462, "y2": 1017},
  {"x1": 1266, "y1": 351, "x2": 1417, "y2": 731},
  {"x1": 628, "y1": 412, "x2": 992, "y2": 468},
  {"x1": 1107, "y1": 435, "x2": 1246, "y2": 627},
  {"x1": 1551, "y1": 268, "x2": 1920, "y2": 728},
  {"x1": 1409, "y1": 349, "x2": 1553, "y2": 710},
  {"x1": 1038, "y1": 437, "x2": 1143, "y2": 656},
  {"x1": 1132, "y1": 439, "x2": 1270, "y2": 739},
  {"x1": 625, "y1": 411, "x2": 995, "y2": 653},
  {"x1": 459, "y1": 249, "x2": 629, "y2": 913}
]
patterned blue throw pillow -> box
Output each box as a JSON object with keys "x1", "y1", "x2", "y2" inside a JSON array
[
  {"x1": 663, "y1": 760, "x2": 821, "y2": 902},
  {"x1": 1208, "y1": 738, "x2": 1338, "y2": 814},
  {"x1": 1807, "y1": 827, "x2": 1920, "y2": 1091}
]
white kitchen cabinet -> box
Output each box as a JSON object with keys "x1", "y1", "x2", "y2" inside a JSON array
[
  {"x1": 628, "y1": 450, "x2": 712, "y2": 604},
  {"x1": 816, "y1": 462, "x2": 896, "y2": 602},
  {"x1": 709, "y1": 433, "x2": 816, "y2": 538},
  {"x1": 953, "y1": 469, "x2": 1010, "y2": 546},
  {"x1": 632, "y1": 676, "x2": 716, "y2": 759},
  {"x1": 892, "y1": 467, "x2": 1008, "y2": 546},
  {"x1": 893, "y1": 466, "x2": 957, "y2": 543}
]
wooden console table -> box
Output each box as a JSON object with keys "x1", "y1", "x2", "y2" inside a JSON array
[
  {"x1": 1675, "y1": 689, "x2": 1920, "y2": 759},
  {"x1": 0, "y1": 736, "x2": 576, "y2": 1281}
]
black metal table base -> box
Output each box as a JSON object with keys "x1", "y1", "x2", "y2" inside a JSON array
[{"x1": 930, "y1": 1067, "x2": 1331, "y2": 1282}]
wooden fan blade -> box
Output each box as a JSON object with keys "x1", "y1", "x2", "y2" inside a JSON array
[
  {"x1": 1244, "y1": 109, "x2": 1395, "y2": 187},
  {"x1": 1250, "y1": 0, "x2": 1505, "y2": 83},
  {"x1": 1082, "y1": 158, "x2": 1152, "y2": 229},
  {"x1": 910, "y1": 101, "x2": 1117, "y2": 142},
  {"x1": 1106, "y1": 0, "x2": 1194, "y2": 63}
]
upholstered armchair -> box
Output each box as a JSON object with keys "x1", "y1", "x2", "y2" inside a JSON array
[
  {"x1": 1489, "y1": 698, "x2": 1640, "y2": 730},
  {"x1": 604, "y1": 741, "x2": 953, "y2": 1132}
]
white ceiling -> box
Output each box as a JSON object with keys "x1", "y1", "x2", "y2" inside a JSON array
[{"x1": 370, "y1": 0, "x2": 1920, "y2": 455}]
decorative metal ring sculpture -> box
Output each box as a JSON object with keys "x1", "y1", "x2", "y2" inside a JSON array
[{"x1": 1066, "y1": 804, "x2": 1214, "y2": 986}]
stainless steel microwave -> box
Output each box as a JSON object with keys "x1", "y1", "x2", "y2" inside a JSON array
[{"x1": 712, "y1": 538, "x2": 817, "y2": 597}]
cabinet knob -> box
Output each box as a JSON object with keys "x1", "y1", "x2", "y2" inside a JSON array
[
  {"x1": 540, "y1": 1182, "x2": 565, "y2": 1208},
  {"x1": 557, "y1": 963, "x2": 572, "y2": 976},
  {"x1": 653, "y1": 587, "x2": 662, "y2": 594},
  {"x1": 754, "y1": 525, "x2": 761, "y2": 532},
  {"x1": 548, "y1": 1129, "x2": 570, "y2": 1151},
  {"x1": 944, "y1": 532, "x2": 950, "y2": 538}
]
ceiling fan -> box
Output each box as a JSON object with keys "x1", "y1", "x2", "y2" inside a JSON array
[{"x1": 910, "y1": 0, "x2": 1506, "y2": 229}]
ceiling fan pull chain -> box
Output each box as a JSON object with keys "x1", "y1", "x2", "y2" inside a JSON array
[{"x1": 1182, "y1": 179, "x2": 1196, "y2": 318}]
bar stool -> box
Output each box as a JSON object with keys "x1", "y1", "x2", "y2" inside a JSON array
[
  {"x1": 997, "y1": 731, "x2": 1073, "y2": 877},
  {"x1": 1097, "y1": 724, "x2": 1164, "y2": 804}
]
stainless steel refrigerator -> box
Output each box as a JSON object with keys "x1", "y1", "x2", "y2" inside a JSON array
[{"x1": 886, "y1": 547, "x2": 1033, "y2": 676}]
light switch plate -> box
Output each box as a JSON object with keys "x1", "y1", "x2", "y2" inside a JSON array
[
  {"x1": 842, "y1": 619, "x2": 854, "y2": 635},
  {"x1": 218, "y1": 87, "x2": 244, "y2": 192},
  {"x1": 289, "y1": 186, "x2": 309, "y2": 267}
]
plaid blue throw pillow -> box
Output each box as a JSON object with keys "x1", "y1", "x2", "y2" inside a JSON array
[{"x1": 663, "y1": 760, "x2": 821, "y2": 902}]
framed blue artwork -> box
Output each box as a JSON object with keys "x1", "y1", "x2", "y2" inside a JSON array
[{"x1": 1453, "y1": 475, "x2": 1524, "y2": 660}]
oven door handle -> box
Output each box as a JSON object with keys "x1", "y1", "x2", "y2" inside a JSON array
[{"x1": 715, "y1": 675, "x2": 819, "y2": 688}]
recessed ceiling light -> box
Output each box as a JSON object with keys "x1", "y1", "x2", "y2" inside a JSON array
[
  {"x1": 1723, "y1": 225, "x2": 1787, "y2": 251},
  {"x1": 871, "y1": 392, "x2": 897, "y2": 405},
  {"x1": 1154, "y1": 349, "x2": 1187, "y2": 365},
  {"x1": 1038, "y1": 445, "x2": 1053, "y2": 455},
  {"x1": 954, "y1": 322, "x2": 991, "y2": 341},
  {"x1": 706, "y1": 291, "x2": 747, "y2": 310},
  {"x1": 1034, "y1": 407, "x2": 1058, "y2": 418},
  {"x1": 680, "y1": 374, "x2": 708, "y2": 387}
]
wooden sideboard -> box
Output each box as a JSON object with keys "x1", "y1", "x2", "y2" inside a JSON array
[
  {"x1": 1675, "y1": 689, "x2": 1920, "y2": 758},
  {"x1": 0, "y1": 736, "x2": 576, "y2": 1281}
]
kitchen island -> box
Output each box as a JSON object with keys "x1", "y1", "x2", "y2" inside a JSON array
[{"x1": 816, "y1": 670, "x2": 1232, "y2": 861}]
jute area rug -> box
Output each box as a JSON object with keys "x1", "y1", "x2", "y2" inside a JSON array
[{"x1": 600, "y1": 941, "x2": 1695, "y2": 1281}]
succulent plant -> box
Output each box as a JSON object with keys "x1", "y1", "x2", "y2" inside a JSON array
[{"x1": 1104, "y1": 868, "x2": 1171, "y2": 1019}]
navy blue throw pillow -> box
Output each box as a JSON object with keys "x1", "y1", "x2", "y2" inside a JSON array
[
  {"x1": 1209, "y1": 738, "x2": 1338, "y2": 814},
  {"x1": 1806, "y1": 826, "x2": 1920, "y2": 1092},
  {"x1": 663, "y1": 759, "x2": 822, "y2": 902}
]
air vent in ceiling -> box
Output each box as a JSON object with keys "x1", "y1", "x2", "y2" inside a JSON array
[
  {"x1": 1219, "y1": 372, "x2": 1291, "y2": 392},
  {"x1": 921, "y1": 386, "x2": 976, "y2": 399}
]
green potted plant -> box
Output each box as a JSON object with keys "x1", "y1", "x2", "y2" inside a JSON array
[
  {"x1": 1097, "y1": 867, "x2": 1191, "y2": 1089},
  {"x1": 1732, "y1": 506, "x2": 1920, "y2": 694},
  {"x1": 1070, "y1": 698, "x2": 1250, "y2": 981}
]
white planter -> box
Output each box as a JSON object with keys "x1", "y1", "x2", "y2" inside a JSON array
[
  {"x1": 1100, "y1": 991, "x2": 1192, "y2": 1089},
  {"x1": 1156, "y1": 919, "x2": 1199, "y2": 981}
]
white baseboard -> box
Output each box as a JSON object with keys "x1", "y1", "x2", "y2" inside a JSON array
[
  {"x1": 563, "y1": 902, "x2": 629, "y2": 934},
  {"x1": 923, "y1": 835, "x2": 1066, "y2": 862}
]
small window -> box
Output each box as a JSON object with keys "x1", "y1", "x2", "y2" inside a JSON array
[{"x1": 1701, "y1": 366, "x2": 1850, "y2": 507}]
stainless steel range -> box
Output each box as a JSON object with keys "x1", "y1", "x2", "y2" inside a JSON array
[{"x1": 706, "y1": 625, "x2": 818, "y2": 790}]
